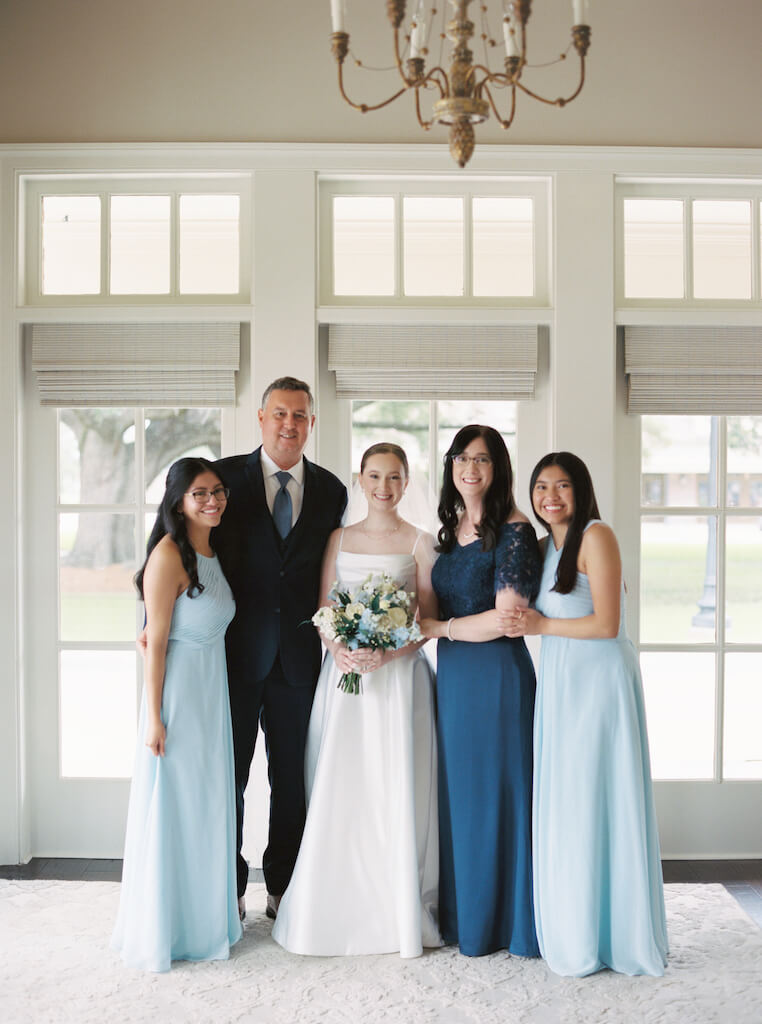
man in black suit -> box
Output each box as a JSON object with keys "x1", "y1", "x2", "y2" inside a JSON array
[{"x1": 214, "y1": 377, "x2": 347, "y2": 921}]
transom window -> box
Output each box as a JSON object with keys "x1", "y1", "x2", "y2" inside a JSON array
[
  {"x1": 320, "y1": 179, "x2": 548, "y2": 306},
  {"x1": 639, "y1": 415, "x2": 762, "y2": 782},
  {"x1": 617, "y1": 183, "x2": 762, "y2": 304},
  {"x1": 22, "y1": 176, "x2": 250, "y2": 304}
]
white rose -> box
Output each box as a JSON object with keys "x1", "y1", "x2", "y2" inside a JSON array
[{"x1": 387, "y1": 606, "x2": 408, "y2": 628}]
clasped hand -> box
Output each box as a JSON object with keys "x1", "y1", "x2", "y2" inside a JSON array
[
  {"x1": 333, "y1": 645, "x2": 385, "y2": 674},
  {"x1": 499, "y1": 606, "x2": 544, "y2": 638}
]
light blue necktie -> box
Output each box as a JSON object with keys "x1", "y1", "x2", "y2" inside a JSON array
[{"x1": 273, "y1": 471, "x2": 293, "y2": 539}]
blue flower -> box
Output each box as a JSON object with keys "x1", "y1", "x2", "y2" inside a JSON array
[{"x1": 391, "y1": 626, "x2": 409, "y2": 649}]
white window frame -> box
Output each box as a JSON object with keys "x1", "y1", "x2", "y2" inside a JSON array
[
  {"x1": 20, "y1": 174, "x2": 252, "y2": 306},
  {"x1": 318, "y1": 177, "x2": 551, "y2": 308},
  {"x1": 639, "y1": 414, "x2": 762, "y2": 783},
  {"x1": 348, "y1": 397, "x2": 519, "y2": 485},
  {"x1": 615, "y1": 180, "x2": 762, "y2": 310},
  {"x1": 56, "y1": 405, "x2": 225, "y2": 780}
]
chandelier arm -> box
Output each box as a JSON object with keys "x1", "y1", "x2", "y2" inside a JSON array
[
  {"x1": 337, "y1": 61, "x2": 414, "y2": 113},
  {"x1": 424, "y1": 66, "x2": 450, "y2": 98},
  {"x1": 515, "y1": 58, "x2": 586, "y2": 108},
  {"x1": 414, "y1": 85, "x2": 435, "y2": 129},
  {"x1": 468, "y1": 64, "x2": 496, "y2": 86},
  {"x1": 480, "y1": 80, "x2": 518, "y2": 130}
]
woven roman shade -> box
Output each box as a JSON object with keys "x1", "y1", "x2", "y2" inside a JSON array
[
  {"x1": 328, "y1": 325, "x2": 538, "y2": 400},
  {"x1": 624, "y1": 326, "x2": 762, "y2": 413},
  {"x1": 30, "y1": 323, "x2": 240, "y2": 406}
]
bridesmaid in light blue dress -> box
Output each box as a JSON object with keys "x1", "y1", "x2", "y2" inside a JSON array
[
  {"x1": 112, "y1": 458, "x2": 242, "y2": 973},
  {"x1": 504, "y1": 452, "x2": 668, "y2": 977}
]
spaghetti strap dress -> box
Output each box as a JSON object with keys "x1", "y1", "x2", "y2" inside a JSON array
[
  {"x1": 533, "y1": 522, "x2": 668, "y2": 976},
  {"x1": 273, "y1": 535, "x2": 441, "y2": 957}
]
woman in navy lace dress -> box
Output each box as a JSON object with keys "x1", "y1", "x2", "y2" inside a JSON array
[{"x1": 421, "y1": 425, "x2": 541, "y2": 958}]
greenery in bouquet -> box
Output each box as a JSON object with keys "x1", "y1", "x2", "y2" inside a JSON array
[{"x1": 312, "y1": 571, "x2": 422, "y2": 694}]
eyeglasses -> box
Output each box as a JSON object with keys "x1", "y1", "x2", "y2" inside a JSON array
[
  {"x1": 186, "y1": 486, "x2": 230, "y2": 503},
  {"x1": 452, "y1": 454, "x2": 492, "y2": 466}
]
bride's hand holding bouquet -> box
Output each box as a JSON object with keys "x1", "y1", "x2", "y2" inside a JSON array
[{"x1": 313, "y1": 573, "x2": 423, "y2": 693}]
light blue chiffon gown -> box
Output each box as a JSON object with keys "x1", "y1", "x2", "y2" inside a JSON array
[
  {"x1": 533, "y1": 523, "x2": 668, "y2": 976},
  {"x1": 112, "y1": 553, "x2": 242, "y2": 972}
]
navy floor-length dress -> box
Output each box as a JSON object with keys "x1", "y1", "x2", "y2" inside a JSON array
[{"x1": 432, "y1": 522, "x2": 541, "y2": 957}]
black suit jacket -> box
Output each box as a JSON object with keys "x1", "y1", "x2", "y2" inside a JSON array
[{"x1": 213, "y1": 447, "x2": 347, "y2": 689}]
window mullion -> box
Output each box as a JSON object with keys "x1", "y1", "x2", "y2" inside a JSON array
[
  {"x1": 464, "y1": 194, "x2": 472, "y2": 297},
  {"x1": 429, "y1": 401, "x2": 439, "y2": 488},
  {"x1": 715, "y1": 415, "x2": 728, "y2": 781},
  {"x1": 753, "y1": 198, "x2": 760, "y2": 302},
  {"x1": 396, "y1": 193, "x2": 404, "y2": 298},
  {"x1": 171, "y1": 193, "x2": 180, "y2": 296},
  {"x1": 135, "y1": 407, "x2": 146, "y2": 712},
  {"x1": 101, "y1": 192, "x2": 110, "y2": 297},
  {"x1": 684, "y1": 197, "x2": 693, "y2": 300}
]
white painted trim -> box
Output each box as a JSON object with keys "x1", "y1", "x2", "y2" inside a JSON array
[
  {"x1": 1, "y1": 142, "x2": 762, "y2": 177},
  {"x1": 0, "y1": 160, "x2": 25, "y2": 864},
  {"x1": 317, "y1": 305, "x2": 554, "y2": 324},
  {"x1": 13, "y1": 305, "x2": 255, "y2": 324}
]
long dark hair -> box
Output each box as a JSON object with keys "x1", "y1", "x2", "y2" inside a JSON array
[
  {"x1": 436, "y1": 425, "x2": 515, "y2": 554},
  {"x1": 134, "y1": 457, "x2": 225, "y2": 600},
  {"x1": 530, "y1": 451, "x2": 600, "y2": 594}
]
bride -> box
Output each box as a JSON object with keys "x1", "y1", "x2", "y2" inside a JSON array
[{"x1": 272, "y1": 442, "x2": 442, "y2": 958}]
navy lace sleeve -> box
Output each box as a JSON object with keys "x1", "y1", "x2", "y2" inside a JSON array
[{"x1": 494, "y1": 523, "x2": 542, "y2": 603}]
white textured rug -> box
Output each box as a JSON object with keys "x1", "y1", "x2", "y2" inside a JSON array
[{"x1": 1, "y1": 882, "x2": 761, "y2": 1024}]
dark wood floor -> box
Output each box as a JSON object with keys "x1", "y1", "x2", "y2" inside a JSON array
[{"x1": 2, "y1": 858, "x2": 761, "y2": 928}]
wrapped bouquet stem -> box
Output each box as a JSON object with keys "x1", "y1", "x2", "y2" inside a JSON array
[{"x1": 312, "y1": 571, "x2": 422, "y2": 695}]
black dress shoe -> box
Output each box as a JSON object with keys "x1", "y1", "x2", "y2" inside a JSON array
[
  {"x1": 238, "y1": 896, "x2": 246, "y2": 922},
  {"x1": 266, "y1": 893, "x2": 281, "y2": 920}
]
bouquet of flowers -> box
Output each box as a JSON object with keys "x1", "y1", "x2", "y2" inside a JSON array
[{"x1": 312, "y1": 571, "x2": 423, "y2": 694}]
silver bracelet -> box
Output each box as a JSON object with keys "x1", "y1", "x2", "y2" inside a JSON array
[{"x1": 446, "y1": 617, "x2": 455, "y2": 641}]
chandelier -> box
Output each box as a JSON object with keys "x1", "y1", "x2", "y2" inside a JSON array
[{"x1": 330, "y1": 0, "x2": 592, "y2": 168}]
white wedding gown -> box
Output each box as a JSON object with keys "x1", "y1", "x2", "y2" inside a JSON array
[{"x1": 272, "y1": 545, "x2": 442, "y2": 958}]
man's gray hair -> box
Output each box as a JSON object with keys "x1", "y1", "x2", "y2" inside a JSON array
[{"x1": 261, "y1": 376, "x2": 314, "y2": 415}]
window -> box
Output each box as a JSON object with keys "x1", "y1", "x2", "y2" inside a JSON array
[
  {"x1": 57, "y1": 407, "x2": 221, "y2": 777},
  {"x1": 320, "y1": 179, "x2": 547, "y2": 305},
  {"x1": 351, "y1": 400, "x2": 517, "y2": 488},
  {"x1": 24, "y1": 176, "x2": 249, "y2": 304},
  {"x1": 618, "y1": 185, "x2": 762, "y2": 305},
  {"x1": 639, "y1": 415, "x2": 762, "y2": 781}
]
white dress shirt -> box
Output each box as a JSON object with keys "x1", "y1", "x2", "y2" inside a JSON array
[{"x1": 260, "y1": 448, "x2": 305, "y2": 530}]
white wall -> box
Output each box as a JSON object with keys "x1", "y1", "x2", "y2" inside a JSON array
[{"x1": 2, "y1": 142, "x2": 762, "y2": 865}]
